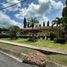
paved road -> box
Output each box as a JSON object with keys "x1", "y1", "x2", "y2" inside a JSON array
[{"x1": 0, "y1": 52, "x2": 33, "y2": 67}]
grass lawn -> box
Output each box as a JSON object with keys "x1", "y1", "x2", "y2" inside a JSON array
[
  {"x1": 0, "y1": 43, "x2": 39, "y2": 54},
  {"x1": 47, "y1": 54, "x2": 67, "y2": 66},
  {"x1": 0, "y1": 43, "x2": 67, "y2": 66},
  {"x1": 0, "y1": 38, "x2": 67, "y2": 52}
]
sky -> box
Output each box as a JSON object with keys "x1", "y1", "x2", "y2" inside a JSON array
[{"x1": 0, "y1": 0, "x2": 66, "y2": 28}]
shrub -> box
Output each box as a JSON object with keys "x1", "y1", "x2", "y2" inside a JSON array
[
  {"x1": 50, "y1": 32, "x2": 55, "y2": 40},
  {"x1": 65, "y1": 36, "x2": 67, "y2": 42},
  {"x1": 28, "y1": 37, "x2": 37, "y2": 42},
  {"x1": 54, "y1": 38, "x2": 65, "y2": 44}
]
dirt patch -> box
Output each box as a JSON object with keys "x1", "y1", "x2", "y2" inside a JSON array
[{"x1": 23, "y1": 53, "x2": 47, "y2": 67}]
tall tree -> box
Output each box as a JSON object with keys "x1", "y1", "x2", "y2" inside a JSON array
[
  {"x1": 47, "y1": 21, "x2": 50, "y2": 26},
  {"x1": 24, "y1": 18, "x2": 27, "y2": 28},
  {"x1": 27, "y1": 22, "x2": 29, "y2": 28},
  {"x1": 43, "y1": 22, "x2": 45, "y2": 27},
  {"x1": 62, "y1": 0, "x2": 67, "y2": 17},
  {"x1": 62, "y1": 0, "x2": 67, "y2": 35},
  {"x1": 39, "y1": 24, "x2": 41, "y2": 27}
]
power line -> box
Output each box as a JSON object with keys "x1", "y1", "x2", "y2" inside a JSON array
[{"x1": 0, "y1": 0, "x2": 26, "y2": 10}]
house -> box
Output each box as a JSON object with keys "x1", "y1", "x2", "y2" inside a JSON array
[{"x1": 23, "y1": 20, "x2": 62, "y2": 38}]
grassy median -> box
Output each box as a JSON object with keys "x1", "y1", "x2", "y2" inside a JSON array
[{"x1": 0, "y1": 38, "x2": 67, "y2": 52}]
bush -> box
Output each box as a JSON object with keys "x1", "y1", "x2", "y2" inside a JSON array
[
  {"x1": 50, "y1": 32, "x2": 55, "y2": 40},
  {"x1": 54, "y1": 38, "x2": 65, "y2": 44},
  {"x1": 28, "y1": 37, "x2": 37, "y2": 42},
  {"x1": 65, "y1": 36, "x2": 67, "y2": 42}
]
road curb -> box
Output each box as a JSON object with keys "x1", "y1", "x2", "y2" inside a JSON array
[{"x1": 0, "y1": 40, "x2": 67, "y2": 55}]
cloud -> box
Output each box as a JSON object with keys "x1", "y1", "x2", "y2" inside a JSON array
[
  {"x1": 15, "y1": 3, "x2": 40, "y2": 18},
  {"x1": 38, "y1": 16, "x2": 49, "y2": 26},
  {"x1": 0, "y1": 11, "x2": 22, "y2": 28},
  {"x1": 50, "y1": 0, "x2": 63, "y2": 10},
  {"x1": 39, "y1": 16, "x2": 48, "y2": 23},
  {"x1": 15, "y1": 0, "x2": 63, "y2": 19},
  {"x1": 2, "y1": 0, "x2": 21, "y2": 11}
]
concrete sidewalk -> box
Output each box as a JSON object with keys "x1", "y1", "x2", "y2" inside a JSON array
[{"x1": 0, "y1": 40, "x2": 67, "y2": 55}]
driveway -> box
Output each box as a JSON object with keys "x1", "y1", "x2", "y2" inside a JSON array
[{"x1": 0, "y1": 52, "x2": 33, "y2": 67}]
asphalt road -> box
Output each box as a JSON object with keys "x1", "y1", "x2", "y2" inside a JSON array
[{"x1": 0, "y1": 52, "x2": 33, "y2": 67}]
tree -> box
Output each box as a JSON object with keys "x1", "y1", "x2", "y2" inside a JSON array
[
  {"x1": 24, "y1": 18, "x2": 27, "y2": 28},
  {"x1": 31, "y1": 18, "x2": 39, "y2": 24},
  {"x1": 52, "y1": 17, "x2": 62, "y2": 37},
  {"x1": 39, "y1": 24, "x2": 41, "y2": 27},
  {"x1": 62, "y1": 0, "x2": 67, "y2": 17},
  {"x1": 27, "y1": 18, "x2": 39, "y2": 27},
  {"x1": 27, "y1": 22, "x2": 29, "y2": 27},
  {"x1": 9, "y1": 26, "x2": 20, "y2": 39},
  {"x1": 43, "y1": 22, "x2": 45, "y2": 27},
  {"x1": 52, "y1": 17, "x2": 62, "y2": 27},
  {"x1": 61, "y1": 0, "x2": 67, "y2": 38},
  {"x1": 27, "y1": 18, "x2": 39, "y2": 36},
  {"x1": 47, "y1": 21, "x2": 50, "y2": 26}
]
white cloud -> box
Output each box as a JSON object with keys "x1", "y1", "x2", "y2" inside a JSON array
[
  {"x1": 38, "y1": 16, "x2": 49, "y2": 26},
  {"x1": 0, "y1": 11, "x2": 22, "y2": 28},
  {"x1": 51, "y1": 0, "x2": 63, "y2": 10},
  {"x1": 39, "y1": 0, "x2": 49, "y2": 4},
  {"x1": 16, "y1": 3, "x2": 40, "y2": 18},
  {"x1": 15, "y1": 0, "x2": 63, "y2": 19},
  {"x1": 2, "y1": 0, "x2": 21, "y2": 11}
]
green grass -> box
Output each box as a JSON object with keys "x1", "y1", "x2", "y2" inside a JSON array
[
  {"x1": 0, "y1": 38, "x2": 67, "y2": 52},
  {"x1": 0, "y1": 43, "x2": 39, "y2": 54},
  {"x1": 47, "y1": 54, "x2": 67, "y2": 66}
]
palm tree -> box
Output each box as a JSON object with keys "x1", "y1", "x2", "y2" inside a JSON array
[
  {"x1": 52, "y1": 17, "x2": 62, "y2": 37},
  {"x1": 27, "y1": 18, "x2": 39, "y2": 27},
  {"x1": 28, "y1": 18, "x2": 39, "y2": 35},
  {"x1": 52, "y1": 17, "x2": 62, "y2": 27}
]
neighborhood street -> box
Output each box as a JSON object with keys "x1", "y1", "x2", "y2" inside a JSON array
[{"x1": 0, "y1": 52, "x2": 33, "y2": 67}]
